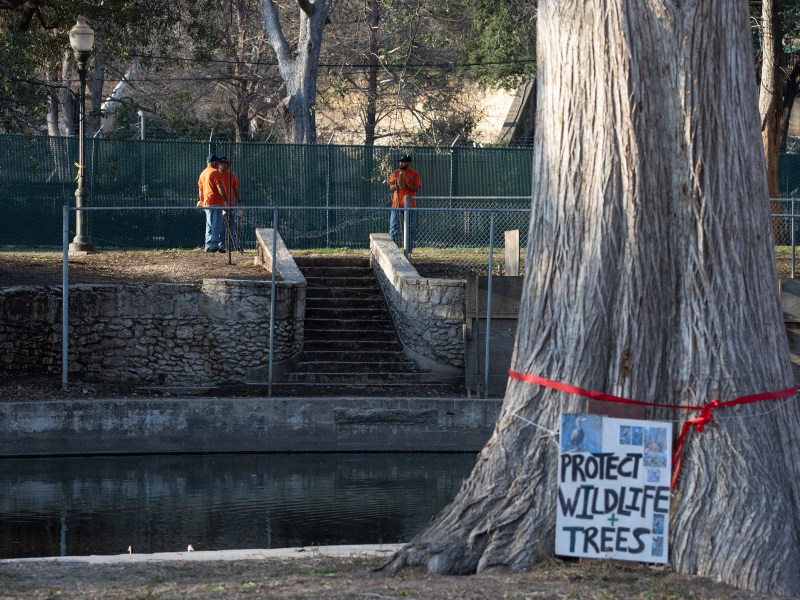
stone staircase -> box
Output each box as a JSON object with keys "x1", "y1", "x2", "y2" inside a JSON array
[{"x1": 273, "y1": 256, "x2": 465, "y2": 396}]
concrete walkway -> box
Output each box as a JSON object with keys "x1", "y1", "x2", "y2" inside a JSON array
[{"x1": 0, "y1": 544, "x2": 404, "y2": 565}]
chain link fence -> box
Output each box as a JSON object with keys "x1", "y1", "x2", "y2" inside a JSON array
[
  {"x1": 47, "y1": 200, "x2": 800, "y2": 279},
  {"x1": 771, "y1": 198, "x2": 800, "y2": 279},
  {"x1": 1, "y1": 134, "x2": 532, "y2": 248},
  {"x1": 7, "y1": 133, "x2": 800, "y2": 278},
  {"x1": 51, "y1": 204, "x2": 529, "y2": 277}
]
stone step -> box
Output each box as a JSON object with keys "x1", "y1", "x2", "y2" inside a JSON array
[
  {"x1": 306, "y1": 286, "x2": 381, "y2": 299},
  {"x1": 289, "y1": 255, "x2": 454, "y2": 393},
  {"x1": 293, "y1": 360, "x2": 419, "y2": 373},
  {"x1": 305, "y1": 315, "x2": 394, "y2": 333},
  {"x1": 266, "y1": 382, "x2": 468, "y2": 397},
  {"x1": 304, "y1": 276, "x2": 376, "y2": 288},
  {"x1": 304, "y1": 328, "x2": 397, "y2": 341},
  {"x1": 305, "y1": 296, "x2": 385, "y2": 310},
  {"x1": 300, "y1": 266, "x2": 372, "y2": 278},
  {"x1": 305, "y1": 307, "x2": 390, "y2": 320},
  {"x1": 301, "y1": 350, "x2": 408, "y2": 362},
  {"x1": 284, "y1": 371, "x2": 442, "y2": 384},
  {"x1": 303, "y1": 339, "x2": 403, "y2": 352},
  {"x1": 293, "y1": 256, "x2": 370, "y2": 268}
]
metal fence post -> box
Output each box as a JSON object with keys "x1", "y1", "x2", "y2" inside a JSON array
[
  {"x1": 449, "y1": 147, "x2": 457, "y2": 200},
  {"x1": 326, "y1": 145, "x2": 332, "y2": 247},
  {"x1": 62, "y1": 205, "x2": 70, "y2": 391},
  {"x1": 268, "y1": 208, "x2": 278, "y2": 396},
  {"x1": 403, "y1": 197, "x2": 410, "y2": 256},
  {"x1": 139, "y1": 113, "x2": 147, "y2": 196},
  {"x1": 484, "y1": 211, "x2": 495, "y2": 398},
  {"x1": 781, "y1": 198, "x2": 797, "y2": 279}
]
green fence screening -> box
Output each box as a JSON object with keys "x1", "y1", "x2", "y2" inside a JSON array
[
  {"x1": 1, "y1": 134, "x2": 533, "y2": 249},
  {"x1": 7, "y1": 133, "x2": 800, "y2": 254}
]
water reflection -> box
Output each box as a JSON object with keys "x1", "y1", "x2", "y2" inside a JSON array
[{"x1": 0, "y1": 453, "x2": 475, "y2": 559}]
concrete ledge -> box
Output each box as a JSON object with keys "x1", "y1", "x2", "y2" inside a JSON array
[
  {"x1": 0, "y1": 397, "x2": 502, "y2": 457},
  {"x1": 254, "y1": 228, "x2": 306, "y2": 286},
  {"x1": 370, "y1": 233, "x2": 466, "y2": 375}
]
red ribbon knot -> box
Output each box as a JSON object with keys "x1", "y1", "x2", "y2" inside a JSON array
[{"x1": 690, "y1": 399, "x2": 721, "y2": 433}]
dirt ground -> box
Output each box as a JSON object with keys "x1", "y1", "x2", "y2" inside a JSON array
[
  {"x1": 1, "y1": 248, "x2": 273, "y2": 288},
  {"x1": 0, "y1": 247, "x2": 469, "y2": 288},
  {"x1": 0, "y1": 553, "x2": 779, "y2": 600}
]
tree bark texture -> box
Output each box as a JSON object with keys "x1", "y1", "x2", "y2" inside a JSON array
[
  {"x1": 384, "y1": 0, "x2": 800, "y2": 595},
  {"x1": 260, "y1": 0, "x2": 330, "y2": 143}
]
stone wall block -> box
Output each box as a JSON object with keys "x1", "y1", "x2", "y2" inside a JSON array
[{"x1": 1, "y1": 277, "x2": 303, "y2": 384}]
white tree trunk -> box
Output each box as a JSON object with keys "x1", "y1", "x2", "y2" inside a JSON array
[
  {"x1": 260, "y1": 0, "x2": 330, "y2": 143},
  {"x1": 383, "y1": 0, "x2": 800, "y2": 595},
  {"x1": 46, "y1": 75, "x2": 59, "y2": 137},
  {"x1": 758, "y1": 0, "x2": 781, "y2": 198},
  {"x1": 58, "y1": 50, "x2": 77, "y2": 137},
  {"x1": 99, "y1": 58, "x2": 142, "y2": 134}
]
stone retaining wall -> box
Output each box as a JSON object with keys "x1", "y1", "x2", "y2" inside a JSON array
[
  {"x1": 0, "y1": 281, "x2": 304, "y2": 385},
  {"x1": 1, "y1": 230, "x2": 306, "y2": 385},
  {"x1": 370, "y1": 233, "x2": 465, "y2": 374}
]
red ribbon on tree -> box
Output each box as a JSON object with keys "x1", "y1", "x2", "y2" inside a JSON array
[{"x1": 507, "y1": 369, "x2": 797, "y2": 489}]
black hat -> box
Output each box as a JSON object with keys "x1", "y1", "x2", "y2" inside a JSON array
[
  {"x1": 398, "y1": 154, "x2": 412, "y2": 162},
  {"x1": 207, "y1": 153, "x2": 219, "y2": 163},
  {"x1": 217, "y1": 156, "x2": 229, "y2": 163}
]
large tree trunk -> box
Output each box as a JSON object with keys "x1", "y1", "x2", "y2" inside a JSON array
[
  {"x1": 383, "y1": 0, "x2": 800, "y2": 595},
  {"x1": 261, "y1": 0, "x2": 330, "y2": 143}
]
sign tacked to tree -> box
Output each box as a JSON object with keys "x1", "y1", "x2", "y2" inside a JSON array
[{"x1": 556, "y1": 414, "x2": 672, "y2": 564}]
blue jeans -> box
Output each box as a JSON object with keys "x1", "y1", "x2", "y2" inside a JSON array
[
  {"x1": 389, "y1": 207, "x2": 415, "y2": 254},
  {"x1": 204, "y1": 207, "x2": 225, "y2": 251}
]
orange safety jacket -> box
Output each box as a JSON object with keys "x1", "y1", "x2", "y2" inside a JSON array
[
  {"x1": 389, "y1": 167, "x2": 421, "y2": 208},
  {"x1": 198, "y1": 166, "x2": 226, "y2": 206},
  {"x1": 219, "y1": 171, "x2": 240, "y2": 206}
]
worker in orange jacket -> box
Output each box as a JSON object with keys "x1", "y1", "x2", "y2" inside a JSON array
[
  {"x1": 217, "y1": 156, "x2": 243, "y2": 252},
  {"x1": 197, "y1": 154, "x2": 230, "y2": 252},
  {"x1": 388, "y1": 154, "x2": 421, "y2": 255}
]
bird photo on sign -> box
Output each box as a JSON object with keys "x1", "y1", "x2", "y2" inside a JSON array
[{"x1": 560, "y1": 413, "x2": 601, "y2": 453}]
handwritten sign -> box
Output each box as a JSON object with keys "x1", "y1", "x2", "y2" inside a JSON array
[{"x1": 555, "y1": 413, "x2": 672, "y2": 563}]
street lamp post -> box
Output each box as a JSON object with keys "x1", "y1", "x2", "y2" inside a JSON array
[
  {"x1": 68, "y1": 15, "x2": 96, "y2": 252},
  {"x1": 137, "y1": 109, "x2": 147, "y2": 195}
]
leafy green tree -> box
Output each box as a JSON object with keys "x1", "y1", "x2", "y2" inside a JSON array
[
  {"x1": 0, "y1": 0, "x2": 216, "y2": 135},
  {"x1": 458, "y1": 0, "x2": 536, "y2": 88}
]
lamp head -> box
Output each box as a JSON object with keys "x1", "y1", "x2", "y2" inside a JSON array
[{"x1": 69, "y1": 16, "x2": 95, "y2": 55}]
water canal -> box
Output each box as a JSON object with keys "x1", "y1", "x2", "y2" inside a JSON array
[{"x1": 0, "y1": 453, "x2": 476, "y2": 559}]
